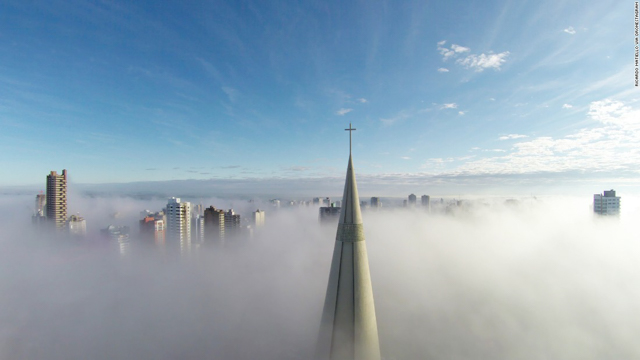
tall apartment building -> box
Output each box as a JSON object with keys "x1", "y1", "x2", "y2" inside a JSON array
[
  {"x1": 252, "y1": 209, "x2": 265, "y2": 227},
  {"x1": 370, "y1": 197, "x2": 381, "y2": 209},
  {"x1": 594, "y1": 189, "x2": 620, "y2": 215},
  {"x1": 421, "y1": 195, "x2": 430, "y2": 208},
  {"x1": 225, "y1": 209, "x2": 241, "y2": 238},
  {"x1": 46, "y1": 170, "x2": 67, "y2": 230},
  {"x1": 204, "y1": 206, "x2": 225, "y2": 244},
  {"x1": 408, "y1": 193, "x2": 417, "y2": 207},
  {"x1": 166, "y1": 198, "x2": 191, "y2": 243}
]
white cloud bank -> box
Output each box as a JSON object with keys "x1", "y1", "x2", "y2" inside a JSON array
[{"x1": 453, "y1": 99, "x2": 640, "y2": 176}]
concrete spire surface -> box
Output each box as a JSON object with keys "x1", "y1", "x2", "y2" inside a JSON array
[{"x1": 316, "y1": 151, "x2": 381, "y2": 360}]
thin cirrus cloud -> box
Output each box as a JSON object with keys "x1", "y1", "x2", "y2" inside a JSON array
[
  {"x1": 357, "y1": 98, "x2": 368, "y2": 103},
  {"x1": 437, "y1": 68, "x2": 449, "y2": 72},
  {"x1": 564, "y1": 26, "x2": 576, "y2": 35},
  {"x1": 437, "y1": 41, "x2": 510, "y2": 72},
  {"x1": 336, "y1": 108, "x2": 353, "y2": 116},
  {"x1": 562, "y1": 104, "x2": 573, "y2": 109},
  {"x1": 499, "y1": 134, "x2": 528, "y2": 140},
  {"x1": 440, "y1": 103, "x2": 458, "y2": 109}
]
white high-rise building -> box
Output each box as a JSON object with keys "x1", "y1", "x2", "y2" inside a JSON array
[
  {"x1": 594, "y1": 190, "x2": 620, "y2": 215},
  {"x1": 166, "y1": 197, "x2": 191, "y2": 243},
  {"x1": 252, "y1": 209, "x2": 265, "y2": 227}
]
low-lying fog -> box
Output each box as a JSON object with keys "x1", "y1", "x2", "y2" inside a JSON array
[{"x1": 0, "y1": 194, "x2": 638, "y2": 359}]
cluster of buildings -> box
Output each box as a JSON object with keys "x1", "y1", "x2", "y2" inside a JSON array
[{"x1": 137, "y1": 197, "x2": 265, "y2": 248}]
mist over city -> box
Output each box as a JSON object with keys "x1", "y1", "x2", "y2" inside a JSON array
[
  {"x1": 1, "y1": 0, "x2": 638, "y2": 359},
  {"x1": 1, "y1": 188, "x2": 639, "y2": 359}
]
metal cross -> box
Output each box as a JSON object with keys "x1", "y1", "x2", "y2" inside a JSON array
[{"x1": 345, "y1": 123, "x2": 356, "y2": 155}]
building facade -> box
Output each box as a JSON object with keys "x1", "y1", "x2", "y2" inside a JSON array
[
  {"x1": 68, "y1": 215, "x2": 86, "y2": 236},
  {"x1": 224, "y1": 209, "x2": 241, "y2": 238},
  {"x1": 252, "y1": 209, "x2": 265, "y2": 227},
  {"x1": 166, "y1": 197, "x2": 191, "y2": 243},
  {"x1": 408, "y1": 193, "x2": 417, "y2": 206},
  {"x1": 594, "y1": 189, "x2": 620, "y2": 215},
  {"x1": 204, "y1": 206, "x2": 225, "y2": 244},
  {"x1": 421, "y1": 195, "x2": 430, "y2": 208}
]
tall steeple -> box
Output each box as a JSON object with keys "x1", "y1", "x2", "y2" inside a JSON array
[{"x1": 316, "y1": 125, "x2": 381, "y2": 360}]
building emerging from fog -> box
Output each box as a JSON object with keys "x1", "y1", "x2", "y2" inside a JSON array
[
  {"x1": 68, "y1": 214, "x2": 86, "y2": 236},
  {"x1": 408, "y1": 193, "x2": 417, "y2": 207},
  {"x1": 421, "y1": 195, "x2": 430, "y2": 208},
  {"x1": 319, "y1": 204, "x2": 342, "y2": 223},
  {"x1": 166, "y1": 198, "x2": 191, "y2": 244},
  {"x1": 46, "y1": 170, "x2": 67, "y2": 230},
  {"x1": 204, "y1": 206, "x2": 225, "y2": 244},
  {"x1": 252, "y1": 209, "x2": 265, "y2": 227},
  {"x1": 594, "y1": 189, "x2": 620, "y2": 215},
  {"x1": 224, "y1": 209, "x2": 241, "y2": 238},
  {"x1": 140, "y1": 211, "x2": 166, "y2": 244},
  {"x1": 370, "y1": 197, "x2": 381, "y2": 209},
  {"x1": 317, "y1": 125, "x2": 380, "y2": 360}
]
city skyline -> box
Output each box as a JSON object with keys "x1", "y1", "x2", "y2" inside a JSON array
[{"x1": 1, "y1": 1, "x2": 636, "y2": 196}]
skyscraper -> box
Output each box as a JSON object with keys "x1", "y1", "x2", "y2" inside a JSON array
[
  {"x1": 421, "y1": 195, "x2": 430, "y2": 208},
  {"x1": 370, "y1": 197, "x2": 381, "y2": 209},
  {"x1": 166, "y1": 197, "x2": 191, "y2": 244},
  {"x1": 46, "y1": 170, "x2": 67, "y2": 230},
  {"x1": 408, "y1": 193, "x2": 417, "y2": 207},
  {"x1": 317, "y1": 124, "x2": 380, "y2": 360},
  {"x1": 252, "y1": 209, "x2": 265, "y2": 227},
  {"x1": 594, "y1": 189, "x2": 620, "y2": 215}
]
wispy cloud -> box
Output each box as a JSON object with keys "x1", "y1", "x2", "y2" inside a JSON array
[
  {"x1": 562, "y1": 104, "x2": 573, "y2": 109},
  {"x1": 458, "y1": 111, "x2": 466, "y2": 116},
  {"x1": 380, "y1": 109, "x2": 414, "y2": 126},
  {"x1": 437, "y1": 68, "x2": 449, "y2": 73},
  {"x1": 336, "y1": 108, "x2": 353, "y2": 116},
  {"x1": 357, "y1": 98, "x2": 368, "y2": 103},
  {"x1": 499, "y1": 134, "x2": 528, "y2": 140},
  {"x1": 440, "y1": 103, "x2": 458, "y2": 109},
  {"x1": 401, "y1": 156, "x2": 411, "y2": 160},
  {"x1": 221, "y1": 165, "x2": 241, "y2": 169},
  {"x1": 222, "y1": 87, "x2": 239, "y2": 102},
  {"x1": 438, "y1": 41, "x2": 509, "y2": 72},
  {"x1": 284, "y1": 166, "x2": 310, "y2": 172},
  {"x1": 563, "y1": 26, "x2": 576, "y2": 35}
]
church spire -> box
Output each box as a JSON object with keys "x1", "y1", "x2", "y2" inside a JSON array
[{"x1": 316, "y1": 125, "x2": 380, "y2": 360}]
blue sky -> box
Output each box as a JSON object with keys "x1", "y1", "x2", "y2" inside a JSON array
[{"x1": 0, "y1": 0, "x2": 636, "y2": 194}]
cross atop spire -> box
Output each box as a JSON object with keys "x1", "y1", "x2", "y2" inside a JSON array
[{"x1": 345, "y1": 123, "x2": 356, "y2": 155}]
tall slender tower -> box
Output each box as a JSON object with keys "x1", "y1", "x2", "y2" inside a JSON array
[
  {"x1": 46, "y1": 170, "x2": 67, "y2": 230},
  {"x1": 317, "y1": 124, "x2": 380, "y2": 360}
]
